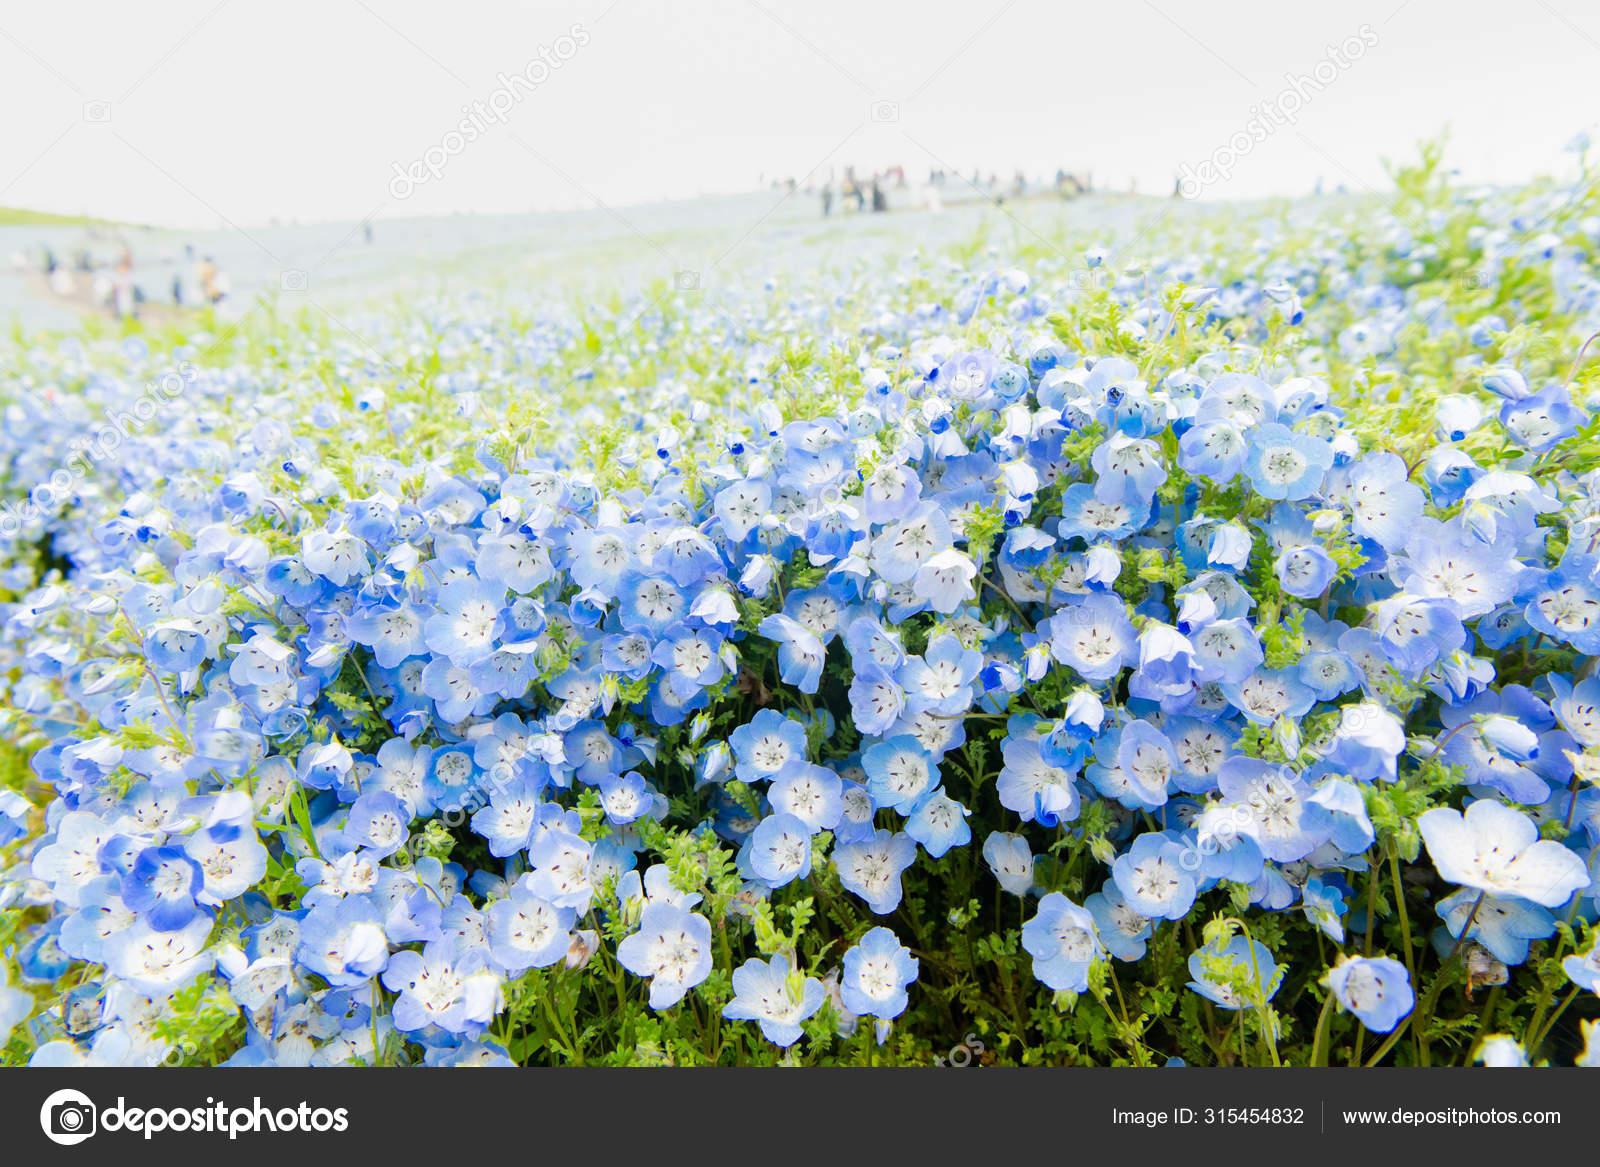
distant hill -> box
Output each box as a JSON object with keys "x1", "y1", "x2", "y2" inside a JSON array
[{"x1": 0, "y1": 206, "x2": 130, "y2": 227}]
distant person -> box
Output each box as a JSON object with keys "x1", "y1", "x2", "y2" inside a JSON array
[
  {"x1": 198, "y1": 255, "x2": 226, "y2": 306},
  {"x1": 113, "y1": 253, "x2": 135, "y2": 319},
  {"x1": 871, "y1": 181, "x2": 886, "y2": 213},
  {"x1": 172, "y1": 270, "x2": 184, "y2": 306},
  {"x1": 364, "y1": 222, "x2": 374, "y2": 244},
  {"x1": 821, "y1": 184, "x2": 833, "y2": 217}
]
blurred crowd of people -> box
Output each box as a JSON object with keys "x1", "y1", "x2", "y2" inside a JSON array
[
  {"x1": 13, "y1": 240, "x2": 229, "y2": 321},
  {"x1": 767, "y1": 166, "x2": 1097, "y2": 217}
]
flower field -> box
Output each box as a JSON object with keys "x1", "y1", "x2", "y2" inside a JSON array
[{"x1": 4, "y1": 147, "x2": 1600, "y2": 1068}]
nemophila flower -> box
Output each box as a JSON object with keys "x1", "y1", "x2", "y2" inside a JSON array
[
  {"x1": 1523, "y1": 557, "x2": 1600, "y2": 654},
  {"x1": 1501, "y1": 386, "x2": 1580, "y2": 452},
  {"x1": 1308, "y1": 778, "x2": 1375, "y2": 852},
  {"x1": 1214, "y1": 757, "x2": 1331, "y2": 863},
  {"x1": 1546, "y1": 673, "x2": 1600, "y2": 748},
  {"x1": 1047, "y1": 591, "x2": 1135, "y2": 681},
  {"x1": 996, "y1": 734, "x2": 1080, "y2": 826},
  {"x1": 905, "y1": 790, "x2": 971, "y2": 857},
  {"x1": 722, "y1": 954, "x2": 825, "y2": 1047},
  {"x1": 1187, "y1": 618, "x2": 1264, "y2": 685},
  {"x1": 297, "y1": 898, "x2": 389, "y2": 988},
  {"x1": 121, "y1": 846, "x2": 204, "y2": 932},
  {"x1": 758, "y1": 613, "x2": 826, "y2": 694},
  {"x1": 1436, "y1": 888, "x2": 1555, "y2": 965},
  {"x1": 1274, "y1": 542, "x2": 1338, "y2": 600},
  {"x1": 1179, "y1": 420, "x2": 1248, "y2": 483},
  {"x1": 345, "y1": 600, "x2": 429, "y2": 668},
  {"x1": 862, "y1": 735, "x2": 939, "y2": 811},
  {"x1": 730, "y1": 709, "x2": 808, "y2": 784},
  {"x1": 616, "y1": 864, "x2": 702, "y2": 919},
  {"x1": 1113, "y1": 720, "x2": 1177, "y2": 809},
  {"x1": 1326, "y1": 955, "x2": 1413, "y2": 1033},
  {"x1": 1130, "y1": 623, "x2": 1198, "y2": 702},
  {"x1": 1222, "y1": 668, "x2": 1316, "y2": 727},
  {"x1": 1187, "y1": 936, "x2": 1283, "y2": 1010},
  {"x1": 103, "y1": 916, "x2": 215, "y2": 994},
  {"x1": 1394, "y1": 518, "x2": 1519, "y2": 618},
  {"x1": 871, "y1": 503, "x2": 954, "y2": 584},
  {"x1": 1418, "y1": 800, "x2": 1590, "y2": 907},
  {"x1": 183, "y1": 822, "x2": 268, "y2": 906},
  {"x1": 1091, "y1": 432, "x2": 1167, "y2": 503},
  {"x1": 381, "y1": 940, "x2": 500, "y2": 1034},
  {"x1": 486, "y1": 881, "x2": 576, "y2": 973},
  {"x1": 1475, "y1": 1035, "x2": 1529, "y2": 1067},
  {"x1": 1112, "y1": 832, "x2": 1197, "y2": 920},
  {"x1": 423, "y1": 577, "x2": 504, "y2": 665},
  {"x1": 1336, "y1": 452, "x2": 1425, "y2": 550},
  {"x1": 1563, "y1": 935, "x2": 1600, "y2": 992},
  {"x1": 525, "y1": 828, "x2": 594, "y2": 912},
  {"x1": 1300, "y1": 877, "x2": 1347, "y2": 942},
  {"x1": 1244, "y1": 423, "x2": 1332, "y2": 500},
  {"x1": 1056, "y1": 482, "x2": 1146, "y2": 542},
  {"x1": 982, "y1": 831, "x2": 1035, "y2": 896},
  {"x1": 616, "y1": 902, "x2": 713, "y2": 1010},
  {"x1": 900, "y1": 633, "x2": 981, "y2": 715},
  {"x1": 747, "y1": 813, "x2": 814, "y2": 886},
  {"x1": 599, "y1": 770, "x2": 654, "y2": 825},
  {"x1": 834, "y1": 829, "x2": 918, "y2": 914},
  {"x1": 839, "y1": 927, "x2": 918, "y2": 1020},
  {"x1": 1021, "y1": 892, "x2": 1103, "y2": 992},
  {"x1": 768, "y1": 761, "x2": 843, "y2": 832},
  {"x1": 1086, "y1": 882, "x2": 1153, "y2": 961}
]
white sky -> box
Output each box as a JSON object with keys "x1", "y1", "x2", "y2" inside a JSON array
[{"x1": 0, "y1": 0, "x2": 1595, "y2": 228}]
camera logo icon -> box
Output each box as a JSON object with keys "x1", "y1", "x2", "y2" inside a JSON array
[
  {"x1": 40, "y1": 1088, "x2": 97, "y2": 1146},
  {"x1": 673, "y1": 270, "x2": 700, "y2": 291},
  {"x1": 280, "y1": 269, "x2": 308, "y2": 292},
  {"x1": 870, "y1": 100, "x2": 900, "y2": 123},
  {"x1": 82, "y1": 100, "x2": 112, "y2": 123}
]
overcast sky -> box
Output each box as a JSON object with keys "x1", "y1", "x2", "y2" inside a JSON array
[{"x1": 0, "y1": 0, "x2": 1595, "y2": 228}]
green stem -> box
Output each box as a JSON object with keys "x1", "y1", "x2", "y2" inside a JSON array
[{"x1": 1309, "y1": 990, "x2": 1336, "y2": 1067}]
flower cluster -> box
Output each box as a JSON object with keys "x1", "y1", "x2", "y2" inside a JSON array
[{"x1": 3, "y1": 152, "x2": 1600, "y2": 1067}]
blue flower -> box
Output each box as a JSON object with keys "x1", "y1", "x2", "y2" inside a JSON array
[
  {"x1": 486, "y1": 880, "x2": 576, "y2": 973},
  {"x1": 121, "y1": 847, "x2": 204, "y2": 932},
  {"x1": 904, "y1": 790, "x2": 971, "y2": 858},
  {"x1": 1244, "y1": 423, "x2": 1333, "y2": 500},
  {"x1": 834, "y1": 830, "x2": 918, "y2": 914},
  {"x1": 1022, "y1": 893, "x2": 1103, "y2": 991},
  {"x1": 1086, "y1": 881, "x2": 1153, "y2": 961},
  {"x1": 381, "y1": 940, "x2": 499, "y2": 1033},
  {"x1": 839, "y1": 927, "x2": 918, "y2": 1020},
  {"x1": 862, "y1": 735, "x2": 939, "y2": 812},
  {"x1": 1187, "y1": 936, "x2": 1282, "y2": 1010},
  {"x1": 1326, "y1": 955, "x2": 1414, "y2": 1033},
  {"x1": 1419, "y1": 800, "x2": 1590, "y2": 907},
  {"x1": 722, "y1": 954, "x2": 825, "y2": 1046},
  {"x1": 746, "y1": 813, "x2": 814, "y2": 886},
  {"x1": 1112, "y1": 832, "x2": 1197, "y2": 919},
  {"x1": 616, "y1": 902, "x2": 713, "y2": 1010},
  {"x1": 729, "y1": 709, "x2": 808, "y2": 784}
]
